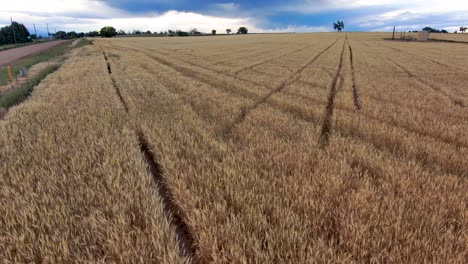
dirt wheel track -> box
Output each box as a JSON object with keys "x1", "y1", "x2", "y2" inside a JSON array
[{"x1": 0, "y1": 40, "x2": 69, "y2": 67}]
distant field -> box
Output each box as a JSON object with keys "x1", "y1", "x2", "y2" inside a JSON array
[
  {"x1": 1, "y1": 33, "x2": 467, "y2": 262},
  {"x1": 427, "y1": 32, "x2": 468, "y2": 42}
]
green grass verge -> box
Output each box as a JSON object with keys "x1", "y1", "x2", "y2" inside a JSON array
[
  {"x1": 0, "y1": 39, "x2": 92, "y2": 86},
  {"x1": 0, "y1": 64, "x2": 60, "y2": 108},
  {"x1": 75, "y1": 38, "x2": 92, "y2": 48}
]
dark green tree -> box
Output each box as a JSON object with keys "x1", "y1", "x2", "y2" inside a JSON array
[
  {"x1": 176, "y1": 30, "x2": 188, "y2": 36},
  {"x1": 0, "y1": 22, "x2": 31, "y2": 45},
  {"x1": 211, "y1": 29, "x2": 216, "y2": 35},
  {"x1": 423, "y1": 26, "x2": 436, "y2": 32},
  {"x1": 333, "y1": 21, "x2": 344, "y2": 32},
  {"x1": 226, "y1": 28, "x2": 232, "y2": 34},
  {"x1": 54, "y1": 31, "x2": 67, "y2": 39},
  {"x1": 86, "y1": 31, "x2": 100, "y2": 37},
  {"x1": 67, "y1": 31, "x2": 78, "y2": 38},
  {"x1": 237, "y1": 27, "x2": 248, "y2": 34},
  {"x1": 100, "y1": 26, "x2": 117, "y2": 38}
]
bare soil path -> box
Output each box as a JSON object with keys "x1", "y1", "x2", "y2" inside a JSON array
[{"x1": 0, "y1": 40, "x2": 68, "y2": 67}]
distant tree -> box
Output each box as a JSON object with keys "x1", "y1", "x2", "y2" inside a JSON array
[
  {"x1": 67, "y1": 31, "x2": 78, "y2": 38},
  {"x1": 146, "y1": 30, "x2": 152, "y2": 34},
  {"x1": 30, "y1": 34, "x2": 38, "y2": 40},
  {"x1": 424, "y1": 27, "x2": 440, "y2": 33},
  {"x1": 460, "y1": 26, "x2": 467, "y2": 33},
  {"x1": 237, "y1": 26, "x2": 248, "y2": 34},
  {"x1": 100, "y1": 26, "x2": 117, "y2": 38},
  {"x1": 190, "y1": 28, "x2": 198, "y2": 34},
  {"x1": 86, "y1": 31, "x2": 100, "y2": 37},
  {"x1": 226, "y1": 28, "x2": 232, "y2": 34},
  {"x1": 333, "y1": 21, "x2": 344, "y2": 32},
  {"x1": 54, "y1": 31, "x2": 67, "y2": 39},
  {"x1": 176, "y1": 30, "x2": 189, "y2": 36},
  {"x1": 132, "y1": 30, "x2": 142, "y2": 35},
  {"x1": 422, "y1": 27, "x2": 450, "y2": 33},
  {"x1": 423, "y1": 26, "x2": 432, "y2": 32},
  {"x1": 78, "y1": 32, "x2": 85, "y2": 38},
  {"x1": 117, "y1": 29, "x2": 126, "y2": 35},
  {"x1": 168, "y1": 30, "x2": 175, "y2": 35},
  {"x1": 211, "y1": 29, "x2": 217, "y2": 35}
]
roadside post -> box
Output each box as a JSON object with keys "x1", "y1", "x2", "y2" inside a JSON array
[{"x1": 7, "y1": 66, "x2": 14, "y2": 83}]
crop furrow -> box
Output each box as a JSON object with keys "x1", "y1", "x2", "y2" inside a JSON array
[
  {"x1": 103, "y1": 52, "x2": 129, "y2": 112},
  {"x1": 319, "y1": 40, "x2": 347, "y2": 148},
  {"x1": 347, "y1": 39, "x2": 361, "y2": 110},
  {"x1": 137, "y1": 130, "x2": 200, "y2": 259}
]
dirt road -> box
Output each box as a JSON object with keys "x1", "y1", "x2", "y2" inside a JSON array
[{"x1": 0, "y1": 40, "x2": 68, "y2": 67}]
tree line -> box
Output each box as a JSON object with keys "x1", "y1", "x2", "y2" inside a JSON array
[
  {"x1": 0, "y1": 21, "x2": 89, "y2": 45},
  {"x1": 94, "y1": 26, "x2": 249, "y2": 38}
]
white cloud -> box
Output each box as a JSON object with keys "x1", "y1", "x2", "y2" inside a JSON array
[
  {"x1": 213, "y1": 2, "x2": 240, "y2": 12},
  {"x1": 290, "y1": 0, "x2": 468, "y2": 14},
  {"x1": 95, "y1": 10, "x2": 259, "y2": 33},
  {"x1": 0, "y1": 0, "x2": 263, "y2": 34}
]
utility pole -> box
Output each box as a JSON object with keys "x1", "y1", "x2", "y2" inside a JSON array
[
  {"x1": 392, "y1": 26, "x2": 395, "y2": 40},
  {"x1": 46, "y1": 23, "x2": 50, "y2": 38},
  {"x1": 33, "y1": 24, "x2": 37, "y2": 37},
  {"x1": 11, "y1": 17, "x2": 17, "y2": 44}
]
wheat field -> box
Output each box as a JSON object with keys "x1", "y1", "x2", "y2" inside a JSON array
[{"x1": 1, "y1": 33, "x2": 467, "y2": 263}]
